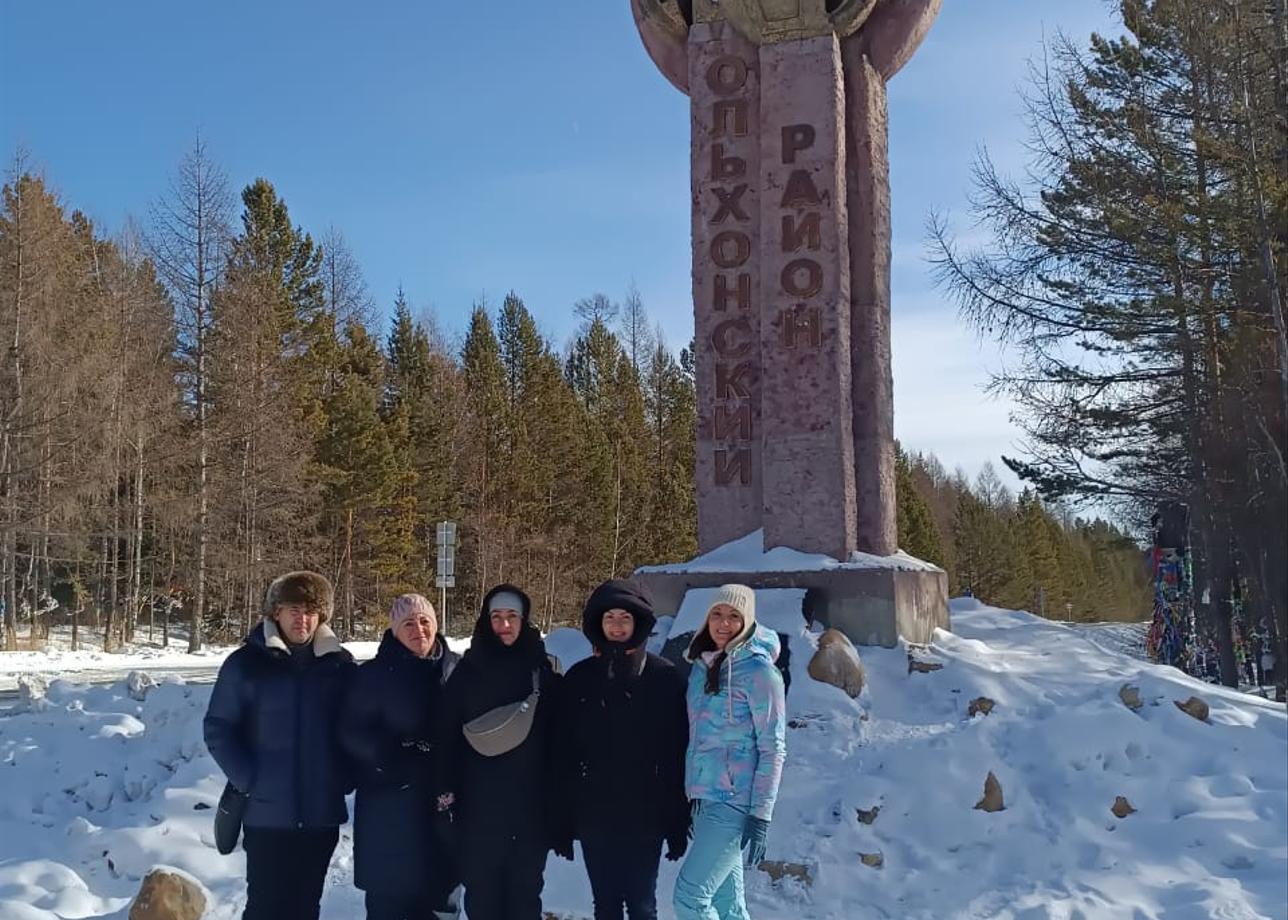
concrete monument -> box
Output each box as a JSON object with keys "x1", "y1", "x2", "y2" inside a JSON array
[{"x1": 630, "y1": 0, "x2": 950, "y2": 646}]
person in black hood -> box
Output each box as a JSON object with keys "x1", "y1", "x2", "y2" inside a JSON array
[
  {"x1": 434, "y1": 584, "x2": 561, "y2": 920},
  {"x1": 339, "y1": 594, "x2": 461, "y2": 920},
  {"x1": 203, "y1": 570, "x2": 356, "y2": 920},
  {"x1": 553, "y1": 579, "x2": 690, "y2": 920}
]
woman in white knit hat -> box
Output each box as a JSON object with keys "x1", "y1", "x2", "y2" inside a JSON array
[{"x1": 673, "y1": 584, "x2": 787, "y2": 920}]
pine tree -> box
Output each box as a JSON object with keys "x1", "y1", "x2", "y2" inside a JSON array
[
  {"x1": 209, "y1": 179, "x2": 325, "y2": 635},
  {"x1": 641, "y1": 333, "x2": 698, "y2": 565},
  {"x1": 896, "y1": 445, "x2": 945, "y2": 566},
  {"x1": 385, "y1": 288, "x2": 432, "y2": 411},
  {"x1": 933, "y1": 0, "x2": 1286, "y2": 685},
  {"x1": 953, "y1": 488, "x2": 1029, "y2": 607},
  {"x1": 1015, "y1": 490, "x2": 1062, "y2": 616},
  {"x1": 317, "y1": 322, "x2": 415, "y2": 636},
  {"x1": 460, "y1": 304, "x2": 507, "y2": 608}
]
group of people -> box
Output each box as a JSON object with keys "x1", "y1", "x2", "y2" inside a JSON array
[{"x1": 203, "y1": 571, "x2": 788, "y2": 920}]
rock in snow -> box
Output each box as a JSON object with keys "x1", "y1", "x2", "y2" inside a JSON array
[
  {"x1": 1119, "y1": 683, "x2": 1144, "y2": 712},
  {"x1": 907, "y1": 656, "x2": 943, "y2": 674},
  {"x1": 127, "y1": 670, "x2": 158, "y2": 702},
  {"x1": 758, "y1": 860, "x2": 813, "y2": 885},
  {"x1": 806, "y1": 629, "x2": 866, "y2": 698},
  {"x1": 974, "y1": 771, "x2": 1005, "y2": 812},
  {"x1": 129, "y1": 868, "x2": 206, "y2": 920},
  {"x1": 1175, "y1": 695, "x2": 1211, "y2": 722},
  {"x1": 1111, "y1": 795, "x2": 1137, "y2": 818}
]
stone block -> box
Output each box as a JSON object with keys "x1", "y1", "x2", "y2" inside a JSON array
[{"x1": 634, "y1": 562, "x2": 948, "y2": 648}]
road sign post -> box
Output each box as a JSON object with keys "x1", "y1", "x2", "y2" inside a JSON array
[{"x1": 435, "y1": 521, "x2": 457, "y2": 636}]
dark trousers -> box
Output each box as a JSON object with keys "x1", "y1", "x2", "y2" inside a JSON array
[
  {"x1": 243, "y1": 826, "x2": 339, "y2": 920},
  {"x1": 365, "y1": 889, "x2": 460, "y2": 920},
  {"x1": 581, "y1": 831, "x2": 663, "y2": 920},
  {"x1": 460, "y1": 829, "x2": 547, "y2": 920}
]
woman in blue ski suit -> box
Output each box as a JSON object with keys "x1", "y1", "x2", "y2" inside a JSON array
[{"x1": 674, "y1": 584, "x2": 787, "y2": 920}]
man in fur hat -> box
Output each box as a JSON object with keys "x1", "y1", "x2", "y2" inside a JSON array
[{"x1": 204, "y1": 570, "x2": 357, "y2": 920}]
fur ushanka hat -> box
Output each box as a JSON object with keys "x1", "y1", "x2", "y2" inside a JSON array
[{"x1": 262, "y1": 571, "x2": 334, "y2": 623}]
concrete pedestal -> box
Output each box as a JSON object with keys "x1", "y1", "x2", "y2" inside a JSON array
[{"x1": 635, "y1": 562, "x2": 949, "y2": 648}]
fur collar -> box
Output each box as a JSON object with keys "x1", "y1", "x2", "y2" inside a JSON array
[{"x1": 262, "y1": 618, "x2": 344, "y2": 657}]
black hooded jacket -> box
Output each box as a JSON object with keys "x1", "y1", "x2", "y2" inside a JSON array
[
  {"x1": 554, "y1": 579, "x2": 690, "y2": 846},
  {"x1": 435, "y1": 584, "x2": 561, "y2": 841},
  {"x1": 339, "y1": 630, "x2": 460, "y2": 895}
]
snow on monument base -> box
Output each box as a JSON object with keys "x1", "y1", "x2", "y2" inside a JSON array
[{"x1": 634, "y1": 530, "x2": 949, "y2": 647}]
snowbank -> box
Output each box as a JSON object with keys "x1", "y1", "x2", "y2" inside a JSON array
[
  {"x1": 0, "y1": 629, "x2": 235, "y2": 693},
  {"x1": 0, "y1": 600, "x2": 1282, "y2": 919}
]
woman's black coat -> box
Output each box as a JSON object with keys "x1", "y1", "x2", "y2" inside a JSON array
[
  {"x1": 555, "y1": 651, "x2": 690, "y2": 851},
  {"x1": 339, "y1": 630, "x2": 460, "y2": 897},
  {"x1": 434, "y1": 585, "x2": 561, "y2": 846}
]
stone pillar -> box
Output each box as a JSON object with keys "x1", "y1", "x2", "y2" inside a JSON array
[
  {"x1": 758, "y1": 34, "x2": 859, "y2": 560},
  {"x1": 629, "y1": 0, "x2": 953, "y2": 648},
  {"x1": 843, "y1": 46, "x2": 898, "y2": 555},
  {"x1": 630, "y1": 0, "x2": 943, "y2": 561},
  {"x1": 690, "y1": 22, "x2": 765, "y2": 553}
]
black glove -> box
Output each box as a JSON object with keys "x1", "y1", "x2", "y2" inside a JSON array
[
  {"x1": 665, "y1": 830, "x2": 689, "y2": 862},
  {"x1": 742, "y1": 816, "x2": 770, "y2": 867},
  {"x1": 432, "y1": 804, "x2": 458, "y2": 854}
]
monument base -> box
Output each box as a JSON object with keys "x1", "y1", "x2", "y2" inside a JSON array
[{"x1": 634, "y1": 531, "x2": 949, "y2": 648}]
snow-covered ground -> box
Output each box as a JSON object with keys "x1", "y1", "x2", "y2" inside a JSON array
[
  {"x1": 0, "y1": 627, "x2": 393, "y2": 698},
  {"x1": 0, "y1": 627, "x2": 234, "y2": 694},
  {"x1": 1078, "y1": 620, "x2": 1150, "y2": 662},
  {"x1": 0, "y1": 598, "x2": 1283, "y2": 919}
]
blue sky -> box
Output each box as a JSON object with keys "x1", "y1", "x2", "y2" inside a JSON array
[{"x1": 1, "y1": 0, "x2": 1121, "y2": 489}]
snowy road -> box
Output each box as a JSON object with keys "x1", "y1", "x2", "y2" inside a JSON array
[{"x1": 1077, "y1": 620, "x2": 1150, "y2": 660}]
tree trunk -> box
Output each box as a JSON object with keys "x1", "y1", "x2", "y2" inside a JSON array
[
  {"x1": 2, "y1": 167, "x2": 26, "y2": 651},
  {"x1": 147, "y1": 518, "x2": 157, "y2": 643},
  {"x1": 127, "y1": 435, "x2": 145, "y2": 643},
  {"x1": 344, "y1": 507, "x2": 355, "y2": 640},
  {"x1": 37, "y1": 432, "x2": 51, "y2": 639},
  {"x1": 611, "y1": 443, "x2": 623, "y2": 577},
  {"x1": 105, "y1": 399, "x2": 123, "y2": 651},
  {"x1": 164, "y1": 534, "x2": 176, "y2": 648},
  {"x1": 71, "y1": 563, "x2": 81, "y2": 652},
  {"x1": 1232, "y1": 0, "x2": 1288, "y2": 479}
]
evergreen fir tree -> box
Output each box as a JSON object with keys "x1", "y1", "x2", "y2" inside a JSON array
[{"x1": 896, "y1": 446, "x2": 945, "y2": 566}]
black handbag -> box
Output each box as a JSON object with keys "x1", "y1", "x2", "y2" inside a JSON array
[{"x1": 214, "y1": 781, "x2": 249, "y2": 855}]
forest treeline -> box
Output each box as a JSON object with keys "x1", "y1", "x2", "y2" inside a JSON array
[
  {"x1": 933, "y1": 0, "x2": 1287, "y2": 687},
  {"x1": 0, "y1": 140, "x2": 1147, "y2": 650}
]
